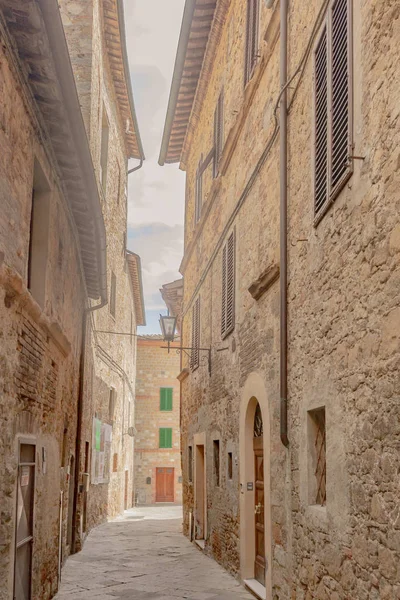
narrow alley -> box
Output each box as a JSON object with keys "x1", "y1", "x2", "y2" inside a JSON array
[{"x1": 54, "y1": 507, "x2": 254, "y2": 600}]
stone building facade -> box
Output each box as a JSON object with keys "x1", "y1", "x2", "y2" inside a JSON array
[
  {"x1": 59, "y1": 0, "x2": 146, "y2": 541},
  {"x1": 0, "y1": 0, "x2": 108, "y2": 598},
  {"x1": 160, "y1": 0, "x2": 400, "y2": 599},
  {"x1": 135, "y1": 337, "x2": 182, "y2": 506}
]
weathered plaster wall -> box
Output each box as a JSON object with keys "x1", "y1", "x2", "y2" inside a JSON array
[
  {"x1": 0, "y1": 35, "x2": 86, "y2": 600},
  {"x1": 135, "y1": 338, "x2": 182, "y2": 505}
]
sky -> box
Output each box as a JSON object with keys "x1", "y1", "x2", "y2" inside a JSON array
[{"x1": 123, "y1": 0, "x2": 186, "y2": 334}]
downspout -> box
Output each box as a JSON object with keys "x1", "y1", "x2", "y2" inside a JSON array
[
  {"x1": 280, "y1": 0, "x2": 289, "y2": 447},
  {"x1": 71, "y1": 298, "x2": 107, "y2": 554},
  {"x1": 128, "y1": 158, "x2": 143, "y2": 175}
]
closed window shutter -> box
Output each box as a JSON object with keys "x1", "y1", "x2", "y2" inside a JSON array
[
  {"x1": 221, "y1": 231, "x2": 235, "y2": 338},
  {"x1": 167, "y1": 428, "x2": 172, "y2": 448},
  {"x1": 213, "y1": 90, "x2": 224, "y2": 178},
  {"x1": 159, "y1": 428, "x2": 165, "y2": 448},
  {"x1": 195, "y1": 157, "x2": 203, "y2": 224},
  {"x1": 159, "y1": 428, "x2": 172, "y2": 448},
  {"x1": 314, "y1": 0, "x2": 352, "y2": 218},
  {"x1": 331, "y1": 0, "x2": 351, "y2": 191},
  {"x1": 245, "y1": 0, "x2": 259, "y2": 85},
  {"x1": 221, "y1": 245, "x2": 227, "y2": 336},
  {"x1": 191, "y1": 297, "x2": 200, "y2": 370},
  {"x1": 314, "y1": 27, "x2": 328, "y2": 214},
  {"x1": 160, "y1": 388, "x2": 173, "y2": 411}
]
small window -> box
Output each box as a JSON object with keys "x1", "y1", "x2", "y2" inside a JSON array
[
  {"x1": 308, "y1": 407, "x2": 326, "y2": 506},
  {"x1": 113, "y1": 453, "x2": 118, "y2": 472},
  {"x1": 159, "y1": 428, "x2": 173, "y2": 449},
  {"x1": 194, "y1": 157, "x2": 203, "y2": 224},
  {"x1": 110, "y1": 272, "x2": 117, "y2": 318},
  {"x1": 188, "y1": 445, "x2": 193, "y2": 483},
  {"x1": 109, "y1": 387, "x2": 116, "y2": 422},
  {"x1": 244, "y1": 0, "x2": 260, "y2": 85},
  {"x1": 314, "y1": 0, "x2": 352, "y2": 220},
  {"x1": 28, "y1": 159, "x2": 51, "y2": 308},
  {"x1": 227, "y1": 452, "x2": 233, "y2": 480},
  {"x1": 213, "y1": 90, "x2": 224, "y2": 178},
  {"x1": 190, "y1": 297, "x2": 201, "y2": 370},
  {"x1": 160, "y1": 388, "x2": 173, "y2": 411},
  {"x1": 213, "y1": 440, "x2": 220, "y2": 487},
  {"x1": 100, "y1": 106, "x2": 109, "y2": 193},
  {"x1": 221, "y1": 231, "x2": 235, "y2": 338}
]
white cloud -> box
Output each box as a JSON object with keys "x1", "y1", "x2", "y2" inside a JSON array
[{"x1": 123, "y1": 0, "x2": 186, "y2": 331}]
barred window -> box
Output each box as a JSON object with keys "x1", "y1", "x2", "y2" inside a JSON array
[
  {"x1": 221, "y1": 231, "x2": 235, "y2": 338},
  {"x1": 309, "y1": 407, "x2": 326, "y2": 506},
  {"x1": 314, "y1": 0, "x2": 353, "y2": 220}
]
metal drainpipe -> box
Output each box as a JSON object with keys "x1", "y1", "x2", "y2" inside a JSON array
[
  {"x1": 71, "y1": 298, "x2": 107, "y2": 554},
  {"x1": 128, "y1": 158, "x2": 143, "y2": 175},
  {"x1": 280, "y1": 0, "x2": 289, "y2": 447}
]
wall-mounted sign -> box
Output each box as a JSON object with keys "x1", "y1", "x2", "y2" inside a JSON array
[{"x1": 247, "y1": 482, "x2": 253, "y2": 491}]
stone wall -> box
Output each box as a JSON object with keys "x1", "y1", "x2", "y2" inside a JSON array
[
  {"x1": 59, "y1": 0, "x2": 139, "y2": 541},
  {"x1": 135, "y1": 338, "x2": 182, "y2": 505},
  {"x1": 0, "y1": 32, "x2": 86, "y2": 600},
  {"x1": 178, "y1": 0, "x2": 400, "y2": 597}
]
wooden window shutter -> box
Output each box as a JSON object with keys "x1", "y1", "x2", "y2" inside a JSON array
[
  {"x1": 330, "y1": 0, "x2": 352, "y2": 192},
  {"x1": 195, "y1": 157, "x2": 203, "y2": 225},
  {"x1": 221, "y1": 231, "x2": 235, "y2": 338},
  {"x1": 159, "y1": 428, "x2": 172, "y2": 448},
  {"x1": 213, "y1": 90, "x2": 224, "y2": 178},
  {"x1": 191, "y1": 297, "x2": 200, "y2": 370},
  {"x1": 245, "y1": 0, "x2": 259, "y2": 85},
  {"x1": 160, "y1": 388, "x2": 173, "y2": 411},
  {"x1": 314, "y1": 0, "x2": 352, "y2": 219},
  {"x1": 314, "y1": 27, "x2": 329, "y2": 214}
]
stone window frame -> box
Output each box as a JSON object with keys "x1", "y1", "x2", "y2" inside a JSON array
[{"x1": 307, "y1": 406, "x2": 326, "y2": 507}]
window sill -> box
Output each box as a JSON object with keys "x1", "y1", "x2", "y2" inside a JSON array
[{"x1": 306, "y1": 504, "x2": 328, "y2": 531}]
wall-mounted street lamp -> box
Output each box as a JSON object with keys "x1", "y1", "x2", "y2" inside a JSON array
[{"x1": 159, "y1": 314, "x2": 212, "y2": 376}]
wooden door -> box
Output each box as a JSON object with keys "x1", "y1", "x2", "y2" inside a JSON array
[
  {"x1": 156, "y1": 468, "x2": 174, "y2": 502},
  {"x1": 14, "y1": 443, "x2": 36, "y2": 600},
  {"x1": 254, "y1": 436, "x2": 265, "y2": 585}
]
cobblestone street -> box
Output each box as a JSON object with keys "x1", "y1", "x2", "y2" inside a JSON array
[{"x1": 55, "y1": 507, "x2": 254, "y2": 600}]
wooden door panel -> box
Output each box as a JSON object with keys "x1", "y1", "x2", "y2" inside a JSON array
[
  {"x1": 254, "y1": 446, "x2": 265, "y2": 586},
  {"x1": 156, "y1": 468, "x2": 174, "y2": 502}
]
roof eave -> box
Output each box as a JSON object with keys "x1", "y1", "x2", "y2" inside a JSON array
[{"x1": 158, "y1": 0, "x2": 197, "y2": 166}]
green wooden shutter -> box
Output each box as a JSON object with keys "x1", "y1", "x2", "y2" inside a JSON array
[
  {"x1": 160, "y1": 388, "x2": 173, "y2": 411},
  {"x1": 159, "y1": 428, "x2": 173, "y2": 448}
]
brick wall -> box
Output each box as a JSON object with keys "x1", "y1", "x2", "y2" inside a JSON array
[
  {"x1": 135, "y1": 338, "x2": 182, "y2": 505},
  {"x1": 0, "y1": 32, "x2": 86, "y2": 600}
]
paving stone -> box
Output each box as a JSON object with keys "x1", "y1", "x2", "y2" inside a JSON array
[{"x1": 55, "y1": 507, "x2": 254, "y2": 600}]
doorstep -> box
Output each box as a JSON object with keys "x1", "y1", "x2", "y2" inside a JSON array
[
  {"x1": 194, "y1": 539, "x2": 205, "y2": 550},
  {"x1": 244, "y1": 579, "x2": 267, "y2": 600}
]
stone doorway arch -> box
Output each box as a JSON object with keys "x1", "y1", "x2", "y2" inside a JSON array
[{"x1": 239, "y1": 373, "x2": 272, "y2": 597}]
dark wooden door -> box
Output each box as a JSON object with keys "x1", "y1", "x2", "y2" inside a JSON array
[
  {"x1": 156, "y1": 468, "x2": 174, "y2": 502},
  {"x1": 254, "y1": 437, "x2": 265, "y2": 585}
]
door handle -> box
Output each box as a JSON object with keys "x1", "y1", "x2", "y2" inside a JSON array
[{"x1": 255, "y1": 502, "x2": 263, "y2": 515}]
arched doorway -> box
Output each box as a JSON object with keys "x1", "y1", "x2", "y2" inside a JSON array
[{"x1": 239, "y1": 373, "x2": 272, "y2": 597}]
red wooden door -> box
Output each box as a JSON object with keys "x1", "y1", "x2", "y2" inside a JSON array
[{"x1": 156, "y1": 468, "x2": 174, "y2": 502}]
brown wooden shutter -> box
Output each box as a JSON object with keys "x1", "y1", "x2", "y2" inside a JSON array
[
  {"x1": 314, "y1": 0, "x2": 352, "y2": 219},
  {"x1": 221, "y1": 231, "x2": 235, "y2": 338},
  {"x1": 330, "y1": 0, "x2": 351, "y2": 192},
  {"x1": 195, "y1": 156, "x2": 203, "y2": 224},
  {"x1": 245, "y1": 0, "x2": 259, "y2": 86},
  {"x1": 314, "y1": 26, "x2": 328, "y2": 214},
  {"x1": 191, "y1": 297, "x2": 200, "y2": 370},
  {"x1": 213, "y1": 90, "x2": 224, "y2": 178}
]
